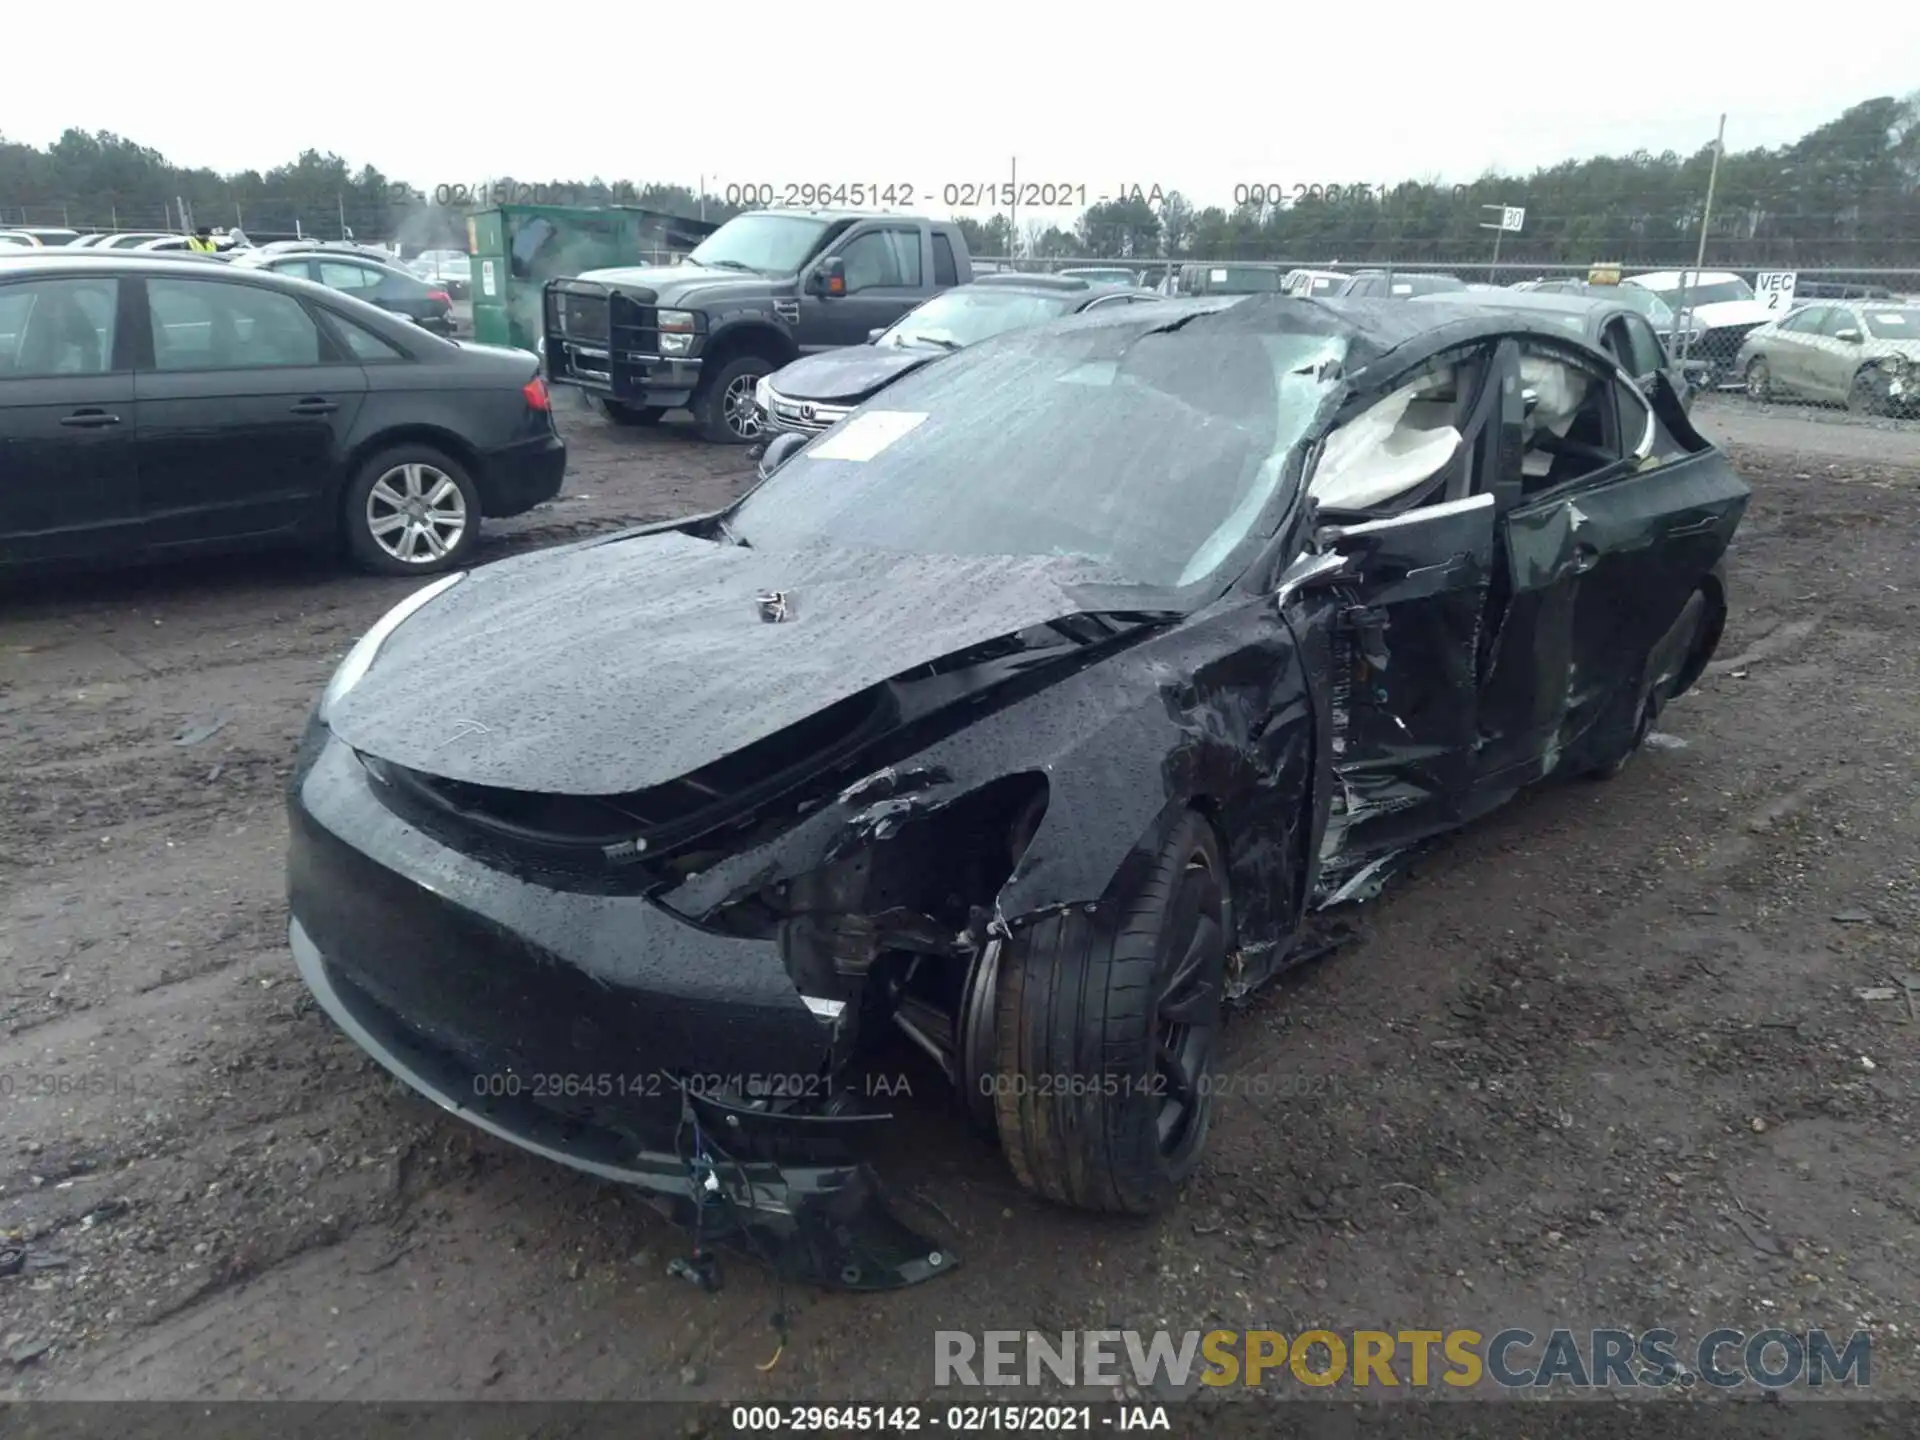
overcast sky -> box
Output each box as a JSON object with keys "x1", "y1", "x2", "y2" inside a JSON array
[{"x1": 6, "y1": 6, "x2": 1918, "y2": 215}]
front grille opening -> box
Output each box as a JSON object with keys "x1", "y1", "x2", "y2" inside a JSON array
[
  {"x1": 372, "y1": 687, "x2": 896, "y2": 861},
  {"x1": 555, "y1": 289, "x2": 610, "y2": 343}
]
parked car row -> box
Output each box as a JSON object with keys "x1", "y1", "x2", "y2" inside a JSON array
[{"x1": 290, "y1": 287, "x2": 1748, "y2": 1287}]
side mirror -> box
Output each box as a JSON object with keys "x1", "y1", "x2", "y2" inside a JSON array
[
  {"x1": 758, "y1": 431, "x2": 808, "y2": 478},
  {"x1": 808, "y1": 257, "x2": 847, "y2": 298},
  {"x1": 1835, "y1": 327, "x2": 1862, "y2": 343},
  {"x1": 866, "y1": 327, "x2": 887, "y2": 343}
]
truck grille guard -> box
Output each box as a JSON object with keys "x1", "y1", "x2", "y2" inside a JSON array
[{"x1": 545, "y1": 282, "x2": 660, "y2": 392}]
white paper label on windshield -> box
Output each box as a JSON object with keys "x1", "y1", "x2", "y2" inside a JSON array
[
  {"x1": 808, "y1": 410, "x2": 927, "y2": 462},
  {"x1": 1210, "y1": 269, "x2": 1228, "y2": 283},
  {"x1": 1392, "y1": 283, "x2": 1413, "y2": 295}
]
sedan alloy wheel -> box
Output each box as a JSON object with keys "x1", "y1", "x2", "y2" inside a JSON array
[{"x1": 367, "y1": 462, "x2": 469, "y2": 565}]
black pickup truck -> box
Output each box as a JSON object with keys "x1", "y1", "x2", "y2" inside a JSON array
[{"x1": 544, "y1": 210, "x2": 973, "y2": 442}]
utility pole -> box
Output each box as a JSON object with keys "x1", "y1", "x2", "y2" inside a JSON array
[{"x1": 1672, "y1": 113, "x2": 1726, "y2": 368}]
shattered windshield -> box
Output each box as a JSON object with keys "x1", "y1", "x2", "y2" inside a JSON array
[
  {"x1": 687, "y1": 214, "x2": 832, "y2": 274},
  {"x1": 881, "y1": 287, "x2": 1080, "y2": 349},
  {"x1": 733, "y1": 321, "x2": 1344, "y2": 591},
  {"x1": 1608, "y1": 286, "x2": 1676, "y2": 327}
]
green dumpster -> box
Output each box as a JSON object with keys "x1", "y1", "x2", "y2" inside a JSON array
[{"x1": 465, "y1": 204, "x2": 718, "y2": 352}]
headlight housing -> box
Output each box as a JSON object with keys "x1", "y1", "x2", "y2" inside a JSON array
[
  {"x1": 754, "y1": 375, "x2": 772, "y2": 413},
  {"x1": 657, "y1": 308, "x2": 697, "y2": 357},
  {"x1": 318, "y1": 571, "x2": 466, "y2": 723}
]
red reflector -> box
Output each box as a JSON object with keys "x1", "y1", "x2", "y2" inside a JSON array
[
  {"x1": 428, "y1": 290, "x2": 452, "y2": 306},
  {"x1": 522, "y1": 377, "x2": 551, "y2": 410}
]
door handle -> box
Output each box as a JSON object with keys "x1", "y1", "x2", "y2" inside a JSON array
[
  {"x1": 59, "y1": 409, "x2": 122, "y2": 428},
  {"x1": 289, "y1": 398, "x2": 339, "y2": 415}
]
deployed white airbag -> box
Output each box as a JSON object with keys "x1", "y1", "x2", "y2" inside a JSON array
[{"x1": 1310, "y1": 376, "x2": 1462, "y2": 510}]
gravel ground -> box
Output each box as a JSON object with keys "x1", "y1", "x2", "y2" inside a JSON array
[{"x1": 1, "y1": 390, "x2": 1916, "y2": 1409}]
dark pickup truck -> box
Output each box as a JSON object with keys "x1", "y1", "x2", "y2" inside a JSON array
[{"x1": 544, "y1": 210, "x2": 973, "y2": 442}]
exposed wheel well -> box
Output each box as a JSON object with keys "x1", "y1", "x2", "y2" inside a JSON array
[
  {"x1": 700, "y1": 324, "x2": 796, "y2": 379},
  {"x1": 1669, "y1": 569, "x2": 1728, "y2": 701}
]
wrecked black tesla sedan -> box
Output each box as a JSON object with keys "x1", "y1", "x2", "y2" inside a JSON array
[{"x1": 286, "y1": 295, "x2": 1747, "y2": 1290}]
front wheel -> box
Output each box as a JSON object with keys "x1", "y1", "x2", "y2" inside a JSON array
[
  {"x1": 342, "y1": 446, "x2": 482, "y2": 576},
  {"x1": 692, "y1": 356, "x2": 772, "y2": 444},
  {"x1": 992, "y1": 809, "x2": 1229, "y2": 1214},
  {"x1": 1743, "y1": 356, "x2": 1772, "y2": 402},
  {"x1": 1847, "y1": 367, "x2": 1887, "y2": 416}
]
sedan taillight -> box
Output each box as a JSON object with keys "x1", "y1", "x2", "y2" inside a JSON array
[
  {"x1": 522, "y1": 377, "x2": 551, "y2": 411},
  {"x1": 428, "y1": 289, "x2": 452, "y2": 307}
]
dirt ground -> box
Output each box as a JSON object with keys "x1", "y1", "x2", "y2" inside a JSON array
[{"x1": 1, "y1": 388, "x2": 1916, "y2": 1409}]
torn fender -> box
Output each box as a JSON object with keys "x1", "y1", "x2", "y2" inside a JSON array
[{"x1": 660, "y1": 600, "x2": 1320, "y2": 958}]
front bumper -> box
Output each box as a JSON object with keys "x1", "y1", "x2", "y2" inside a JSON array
[
  {"x1": 546, "y1": 342, "x2": 703, "y2": 410},
  {"x1": 474, "y1": 433, "x2": 566, "y2": 518},
  {"x1": 286, "y1": 724, "x2": 951, "y2": 1289}
]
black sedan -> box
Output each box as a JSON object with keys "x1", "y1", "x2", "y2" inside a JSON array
[
  {"x1": 1412, "y1": 286, "x2": 1710, "y2": 408},
  {"x1": 288, "y1": 297, "x2": 1745, "y2": 1288},
  {"x1": 236, "y1": 249, "x2": 458, "y2": 335},
  {"x1": 0, "y1": 254, "x2": 563, "y2": 576},
  {"x1": 756, "y1": 274, "x2": 1161, "y2": 437}
]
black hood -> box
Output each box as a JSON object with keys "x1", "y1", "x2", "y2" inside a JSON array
[
  {"x1": 325, "y1": 532, "x2": 1128, "y2": 795},
  {"x1": 766, "y1": 345, "x2": 943, "y2": 405},
  {"x1": 575, "y1": 263, "x2": 794, "y2": 307}
]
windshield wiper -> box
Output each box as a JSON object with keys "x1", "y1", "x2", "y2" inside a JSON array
[
  {"x1": 714, "y1": 514, "x2": 751, "y2": 548},
  {"x1": 698, "y1": 258, "x2": 757, "y2": 273},
  {"x1": 904, "y1": 334, "x2": 962, "y2": 351}
]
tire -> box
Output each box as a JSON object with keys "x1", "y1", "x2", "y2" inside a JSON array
[
  {"x1": 596, "y1": 397, "x2": 666, "y2": 427},
  {"x1": 1586, "y1": 695, "x2": 1653, "y2": 781},
  {"x1": 1743, "y1": 356, "x2": 1772, "y2": 402},
  {"x1": 1587, "y1": 586, "x2": 1709, "y2": 780},
  {"x1": 992, "y1": 809, "x2": 1229, "y2": 1214},
  {"x1": 692, "y1": 355, "x2": 773, "y2": 444},
  {"x1": 342, "y1": 445, "x2": 482, "y2": 577},
  {"x1": 1847, "y1": 367, "x2": 1886, "y2": 417}
]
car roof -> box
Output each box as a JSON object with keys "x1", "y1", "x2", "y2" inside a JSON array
[
  {"x1": 240, "y1": 249, "x2": 416, "y2": 276},
  {"x1": 1627, "y1": 270, "x2": 1740, "y2": 285},
  {"x1": 0, "y1": 250, "x2": 226, "y2": 269},
  {"x1": 0, "y1": 253, "x2": 392, "y2": 290},
  {"x1": 967, "y1": 273, "x2": 1119, "y2": 293},
  {"x1": 1031, "y1": 292, "x2": 1626, "y2": 383},
  {"x1": 1418, "y1": 287, "x2": 1623, "y2": 318}
]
